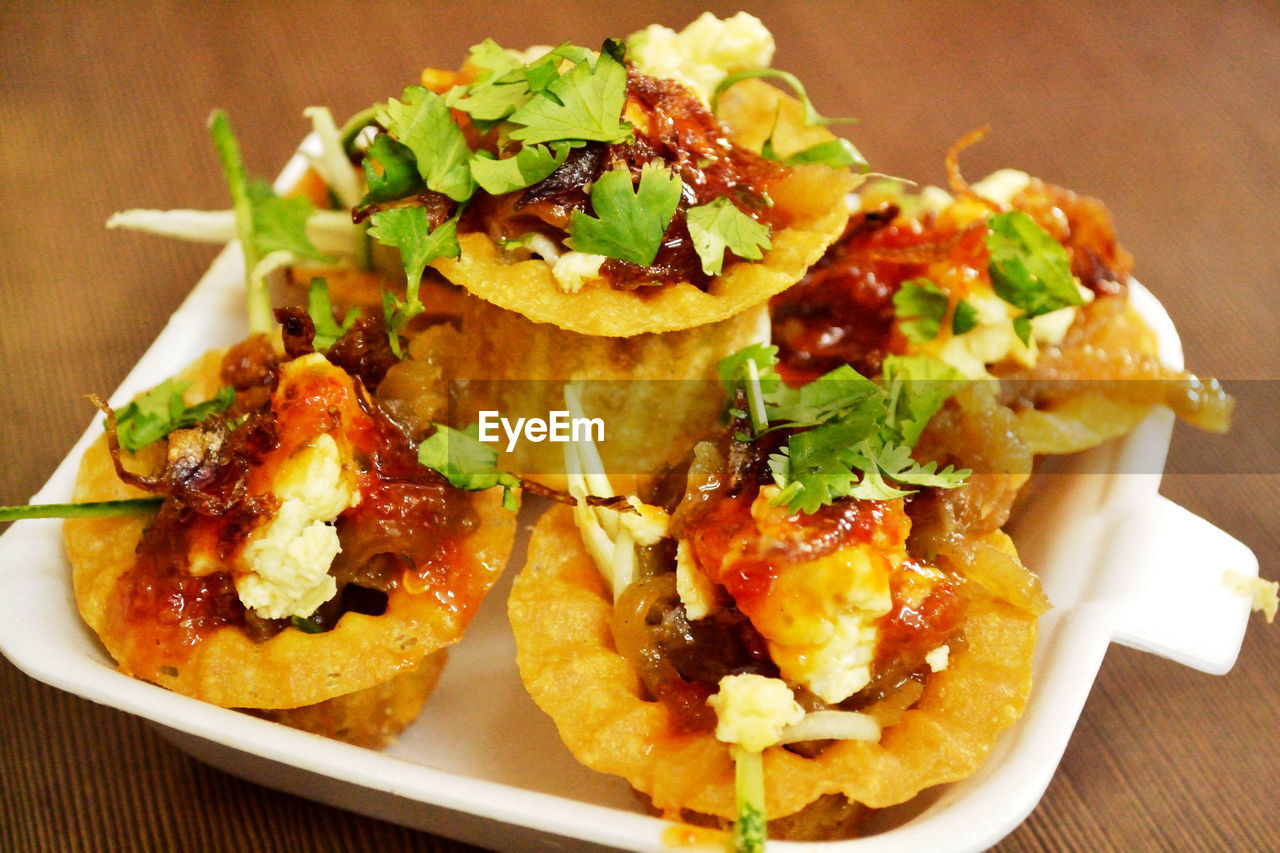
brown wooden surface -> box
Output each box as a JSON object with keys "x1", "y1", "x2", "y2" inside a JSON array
[{"x1": 2, "y1": 2, "x2": 1277, "y2": 850}]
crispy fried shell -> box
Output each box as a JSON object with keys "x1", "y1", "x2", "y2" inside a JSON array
[
  {"x1": 430, "y1": 80, "x2": 858, "y2": 336},
  {"x1": 66, "y1": 349, "x2": 515, "y2": 712},
  {"x1": 509, "y1": 505, "x2": 1037, "y2": 826}
]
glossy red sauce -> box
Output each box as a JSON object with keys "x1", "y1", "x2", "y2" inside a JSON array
[
  {"x1": 683, "y1": 486, "x2": 892, "y2": 611},
  {"x1": 463, "y1": 69, "x2": 789, "y2": 291},
  {"x1": 110, "y1": 352, "x2": 474, "y2": 680},
  {"x1": 874, "y1": 561, "x2": 965, "y2": 669}
]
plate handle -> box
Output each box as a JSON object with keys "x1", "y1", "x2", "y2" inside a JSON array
[{"x1": 1097, "y1": 495, "x2": 1257, "y2": 674}]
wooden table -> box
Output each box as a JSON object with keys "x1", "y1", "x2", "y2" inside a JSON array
[{"x1": 2, "y1": 2, "x2": 1276, "y2": 850}]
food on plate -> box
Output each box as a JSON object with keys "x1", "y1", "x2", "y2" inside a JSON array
[
  {"x1": 65, "y1": 320, "x2": 515, "y2": 745},
  {"x1": 371, "y1": 13, "x2": 861, "y2": 336},
  {"x1": 111, "y1": 13, "x2": 863, "y2": 484},
  {"x1": 771, "y1": 140, "x2": 1232, "y2": 457},
  {"x1": 509, "y1": 347, "x2": 1047, "y2": 841}
]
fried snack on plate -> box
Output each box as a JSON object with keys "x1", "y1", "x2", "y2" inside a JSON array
[
  {"x1": 382, "y1": 14, "x2": 861, "y2": 336},
  {"x1": 509, "y1": 349, "x2": 1045, "y2": 841},
  {"x1": 772, "y1": 154, "x2": 1231, "y2": 458},
  {"x1": 65, "y1": 326, "x2": 515, "y2": 745}
]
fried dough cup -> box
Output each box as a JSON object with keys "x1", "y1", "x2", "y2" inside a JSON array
[
  {"x1": 374, "y1": 281, "x2": 767, "y2": 489},
  {"x1": 66, "y1": 346, "x2": 515, "y2": 728},
  {"x1": 430, "y1": 79, "x2": 858, "y2": 337},
  {"x1": 772, "y1": 172, "x2": 1231, "y2": 461},
  {"x1": 510, "y1": 505, "x2": 1037, "y2": 827}
]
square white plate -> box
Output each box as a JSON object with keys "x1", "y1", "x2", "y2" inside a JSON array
[{"x1": 0, "y1": 161, "x2": 1259, "y2": 850}]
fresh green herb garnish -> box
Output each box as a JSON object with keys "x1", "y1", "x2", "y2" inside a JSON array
[
  {"x1": 367, "y1": 208, "x2": 460, "y2": 357},
  {"x1": 416, "y1": 424, "x2": 520, "y2": 511},
  {"x1": 248, "y1": 180, "x2": 330, "y2": 262},
  {"x1": 377, "y1": 85, "x2": 476, "y2": 203},
  {"x1": 360, "y1": 133, "x2": 424, "y2": 205},
  {"x1": 986, "y1": 210, "x2": 1084, "y2": 344},
  {"x1": 289, "y1": 615, "x2": 325, "y2": 634},
  {"x1": 469, "y1": 141, "x2": 573, "y2": 195},
  {"x1": 0, "y1": 498, "x2": 162, "y2": 523},
  {"x1": 720, "y1": 346, "x2": 968, "y2": 514},
  {"x1": 892, "y1": 278, "x2": 950, "y2": 343},
  {"x1": 712, "y1": 67, "x2": 867, "y2": 172},
  {"x1": 507, "y1": 46, "x2": 633, "y2": 145},
  {"x1": 686, "y1": 197, "x2": 772, "y2": 276},
  {"x1": 731, "y1": 745, "x2": 767, "y2": 853},
  {"x1": 566, "y1": 162, "x2": 683, "y2": 265},
  {"x1": 113, "y1": 379, "x2": 235, "y2": 452},
  {"x1": 951, "y1": 298, "x2": 980, "y2": 335},
  {"x1": 306, "y1": 278, "x2": 357, "y2": 351},
  {"x1": 881, "y1": 354, "x2": 967, "y2": 447},
  {"x1": 209, "y1": 110, "x2": 271, "y2": 334},
  {"x1": 209, "y1": 109, "x2": 334, "y2": 334}
]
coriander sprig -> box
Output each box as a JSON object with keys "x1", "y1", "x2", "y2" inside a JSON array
[{"x1": 719, "y1": 347, "x2": 969, "y2": 513}]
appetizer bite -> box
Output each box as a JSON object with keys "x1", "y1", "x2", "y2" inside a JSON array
[
  {"x1": 67, "y1": 115, "x2": 517, "y2": 747},
  {"x1": 510, "y1": 347, "x2": 1046, "y2": 842},
  {"x1": 771, "y1": 137, "x2": 1233, "y2": 457},
  {"x1": 112, "y1": 13, "x2": 866, "y2": 486}
]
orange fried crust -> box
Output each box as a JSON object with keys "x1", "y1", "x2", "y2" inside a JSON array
[
  {"x1": 431, "y1": 79, "x2": 858, "y2": 336},
  {"x1": 509, "y1": 505, "x2": 1037, "y2": 824},
  {"x1": 65, "y1": 349, "x2": 515, "y2": 711}
]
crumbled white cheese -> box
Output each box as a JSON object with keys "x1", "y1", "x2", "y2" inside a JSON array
[
  {"x1": 970, "y1": 168, "x2": 1033, "y2": 207},
  {"x1": 1224, "y1": 569, "x2": 1279, "y2": 623},
  {"x1": 236, "y1": 431, "x2": 355, "y2": 620},
  {"x1": 628, "y1": 12, "x2": 774, "y2": 103},
  {"x1": 551, "y1": 250, "x2": 606, "y2": 293},
  {"x1": 708, "y1": 673, "x2": 804, "y2": 752},
  {"x1": 925, "y1": 644, "x2": 951, "y2": 672}
]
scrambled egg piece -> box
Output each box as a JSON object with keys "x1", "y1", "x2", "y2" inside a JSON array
[
  {"x1": 742, "y1": 489, "x2": 899, "y2": 704},
  {"x1": 628, "y1": 12, "x2": 774, "y2": 104},
  {"x1": 236, "y1": 431, "x2": 356, "y2": 620},
  {"x1": 708, "y1": 673, "x2": 804, "y2": 752},
  {"x1": 900, "y1": 169, "x2": 1093, "y2": 378}
]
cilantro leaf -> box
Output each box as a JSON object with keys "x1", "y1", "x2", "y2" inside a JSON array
[
  {"x1": 378, "y1": 85, "x2": 475, "y2": 202},
  {"x1": 469, "y1": 141, "x2": 573, "y2": 194},
  {"x1": 114, "y1": 379, "x2": 235, "y2": 452},
  {"x1": 686, "y1": 197, "x2": 772, "y2": 276},
  {"x1": 762, "y1": 135, "x2": 867, "y2": 170},
  {"x1": 952, "y1": 299, "x2": 980, "y2": 335},
  {"x1": 367, "y1": 207, "x2": 459, "y2": 356},
  {"x1": 306, "y1": 278, "x2": 357, "y2": 350},
  {"x1": 416, "y1": 423, "x2": 520, "y2": 511},
  {"x1": 247, "y1": 179, "x2": 329, "y2": 262},
  {"x1": 360, "y1": 133, "x2": 423, "y2": 205},
  {"x1": 566, "y1": 162, "x2": 682, "y2": 265},
  {"x1": 881, "y1": 354, "x2": 966, "y2": 447},
  {"x1": 446, "y1": 41, "x2": 534, "y2": 129},
  {"x1": 986, "y1": 210, "x2": 1084, "y2": 344},
  {"x1": 507, "y1": 49, "x2": 632, "y2": 145},
  {"x1": 892, "y1": 278, "x2": 950, "y2": 343},
  {"x1": 769, "y1": 420, "x2": 874, "y2": 514},
  {"x1": 717, "y1": 345, "x2": 969, "y2": 514}
]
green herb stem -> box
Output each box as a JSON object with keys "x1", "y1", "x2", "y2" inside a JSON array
[
  {"x1": 0, "y1": 498, "x2": 162, "y2": 522},
  {"x1": 209, "y1": 109, "x2": 272, "y2": 335}
]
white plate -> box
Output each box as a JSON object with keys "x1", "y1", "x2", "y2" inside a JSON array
[{"x1": 0, "y1": 153, "x2": 1260, "y2": 850}]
